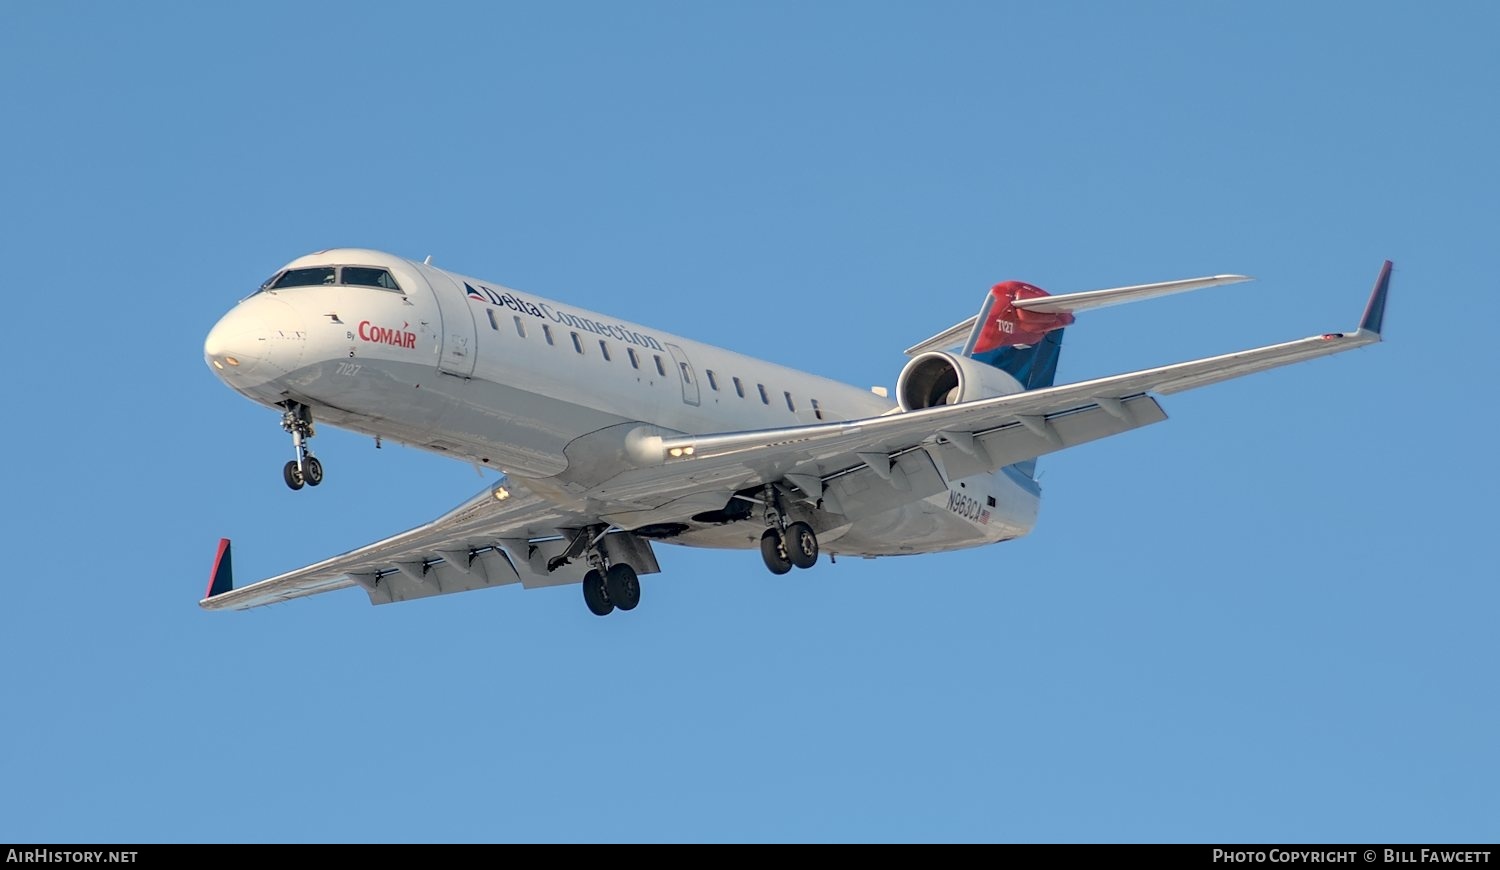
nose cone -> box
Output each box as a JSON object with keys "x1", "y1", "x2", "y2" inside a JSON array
[
  {"x1": 205, "y1": 307, "x2": 268, "y2": 377},
  {"x1": 204, "y1": 297, "x2": 305, "y2": 382}
]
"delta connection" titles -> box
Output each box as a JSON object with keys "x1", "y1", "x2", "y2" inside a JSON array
[{"x1": 464, "y1": 282, "x2": 664, "y2": 352}]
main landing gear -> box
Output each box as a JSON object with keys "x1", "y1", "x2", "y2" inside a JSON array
[
  {"x1": 758, "y1": 485, "x2": 819, "y2": 575},
  {"x1": 280, "y1": 402, "x2": 323, "y2": 491},
  {"x1": 583, "y1": 563, "x2": 640, "y2": 617},
  {"x1": 559, "y1": 525, "x2": 642, "y2": 617}
]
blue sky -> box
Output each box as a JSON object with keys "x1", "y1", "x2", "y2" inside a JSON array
[{"x1": 2, "y1": 2, "x2": 1496, "y2": 843}]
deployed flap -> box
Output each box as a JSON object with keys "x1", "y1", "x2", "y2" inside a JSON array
[
  {"x1": 933, "y1": 396, "x2": 1167, "y2": 480},
  {"x1": 366, "y1": 547, "x2": 523, "y2": 605},
  {"x1": 824, "y1": 449, "x2": 947, "y2": 520}
]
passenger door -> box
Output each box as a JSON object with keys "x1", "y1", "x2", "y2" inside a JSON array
[
  {"x1": 423, "y1": 270, "x2": 478, "y2": 378},
  {"x1": 665, "y1": 343, "x2": 700, "y2": 406}
]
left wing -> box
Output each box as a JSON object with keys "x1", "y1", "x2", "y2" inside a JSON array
[
  {"x1": 589, "y1": 262, "x2": 1391, "y2": 511},
  {"x1": 198, "y1": 477, "x2": 649, "y2": 610}
]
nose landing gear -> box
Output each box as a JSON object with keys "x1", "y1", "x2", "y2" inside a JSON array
[{"x1": 280, "y1": 402, "x2": 323, "y2": 491}]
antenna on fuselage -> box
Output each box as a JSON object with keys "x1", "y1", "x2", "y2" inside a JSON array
[{"x1": 423, "y1": 255, "x2": 433, "y2": 265}]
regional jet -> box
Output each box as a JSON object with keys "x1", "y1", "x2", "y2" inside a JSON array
[{"x1": 201, "y1": 251, "x2": 1391, "y2": 615}]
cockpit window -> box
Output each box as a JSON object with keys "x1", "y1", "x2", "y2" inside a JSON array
[
  {"x1": 256, "y1": 264, "x2": 406, "y2": 296},
  {"x1": 341, "y1": 266, "x2": 403, "y2": 291},
  {"x1": 272, "y1": 267, "x2": 337, "y2": 288}
]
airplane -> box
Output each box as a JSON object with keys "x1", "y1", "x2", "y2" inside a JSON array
[{"x1": 200, "y1": 249, "x2": 1391, "y2": 616}]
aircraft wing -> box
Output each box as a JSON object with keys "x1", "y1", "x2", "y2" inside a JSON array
[
  {"x1": 589, "y1": 263, "x2": 1390, "y2": 513},
  {"x1": 199, "y1": 477, "x2": 625, "y2": 611}
]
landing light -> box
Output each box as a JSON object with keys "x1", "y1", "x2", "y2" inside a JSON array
[
  {"x1": 669, "y1": 448, "x2": 683, "y2": 457},
  {"x1": 225, "y1": 356, "x2": 241, "y2": 367},
  {"x1": 493, "y1": 486, "x2": 511, "y2": 501},
  {"x1": 212, "y1": 359, "x2": 224, "y2": 370},
  {"x1": 683, "y1": 446, "x2": 694, "y2": 456}
]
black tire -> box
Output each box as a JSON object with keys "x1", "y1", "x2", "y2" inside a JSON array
[
  {"x1": 606, "y1": 563, "x2": 641, "y2": 611},
  {"x1": 760, "y1": 528, "x2": 792, "y2": 575},
  {"x1": 303, "y1": 456, "x2": 324, "y2": 487},
  {"x1": 582, "y1": 569, "x2": 614, "y2": 616},
  {"x1": 283, "y1": 460, "x2": 305, "y2": 491},
  {"x1": 785, "y1": 521, "x2": 819, "y2": 569}
]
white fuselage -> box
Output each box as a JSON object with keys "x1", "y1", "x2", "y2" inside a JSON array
[{"x1": 204, "y1": 248, "x2": 1040, "y2": 556}]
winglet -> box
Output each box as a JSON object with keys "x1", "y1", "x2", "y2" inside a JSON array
[
  {"x1": 205, "y1": 538, "x2": 234, "y2": 599},
  {"x1": 1360, "y1": 260, "x2": 1393, "y2": 336}
]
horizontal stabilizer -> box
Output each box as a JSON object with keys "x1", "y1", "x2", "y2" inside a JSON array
[
  {"x1": 1012, "y1": 274, "x2": 1251, "y2": 314},
  {"x1": 905, "y1": 317, "x2": 979, "y2": 357},
  {"x1": 905, "y1": 273, "x2": 1252, "y2": 356}
]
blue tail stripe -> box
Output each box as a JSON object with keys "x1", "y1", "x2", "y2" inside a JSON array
[{"x1": 968, "y1": 329, "x2": 1065, "y2": 391}]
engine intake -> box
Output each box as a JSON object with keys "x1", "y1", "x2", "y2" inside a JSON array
[{"x1": 895, "y1": 351, "x2": 1026, "y2": 411}]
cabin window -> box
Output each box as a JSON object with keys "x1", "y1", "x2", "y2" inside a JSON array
[
  {"x1": 271, "y1": 267, "x2": 336, "y2": 289},
  {"x1": 654, "y1": 355, "x2": 667, "y2": 377},
  {"x1": 733, "y1": 376, "x2": 745, "y2": 398},
  {"x1": 680, "y1": 362, "x2": 692, "y2": 384},
  {"x1": 757, "y1": 384, "x2": 770, "y2": 405},
  {"x1": 571, "y1": 332, "x2": 584, "y2": 354},
  {"x1": 341, "y1": 266, "x2": 403, "y2": 291},
  {"x1": 811, "y1": 398, "x2": 824, "y2": 421},
  {"x1": 706, "y1": 370, "x2": 719, "y2": 391},
  {"x1": 485, "y1": 309, "x2": 498, "y2": 330},
  {"x1": 599, "y1": 341, "x2": 611, "y2": 361},
  {"x1": 628, "y1": 348, "x2": 640, "y2": 369},
  {"x1": 543, "y1": 325, "x2": 554, "y2": 346},
  {"x1": 513, "y1": 316, "x2": 526, "y2": 338},
  {"x1": 784, "y1": 391, "x2": 796, "y2": 412}
]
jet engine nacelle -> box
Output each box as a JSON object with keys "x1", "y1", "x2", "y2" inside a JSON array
[{"x1": 895, "y1": 351, "x2": 1025, "y2": 411}]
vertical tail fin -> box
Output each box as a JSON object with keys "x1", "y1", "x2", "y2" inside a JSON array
[{"x1": 961, "y1": 281, "x2": 1071, "y2": 390}]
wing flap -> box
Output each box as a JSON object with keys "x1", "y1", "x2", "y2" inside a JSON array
[
  {"x1": 824, "y1": 449, "x2": 947, "y2": 519},
  {"x1": 365, "y1": 549, "x2": 524, "y2": 605},
  {"x1": 950, "y1": 394, "x2": 1167, "y2": 478}
]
